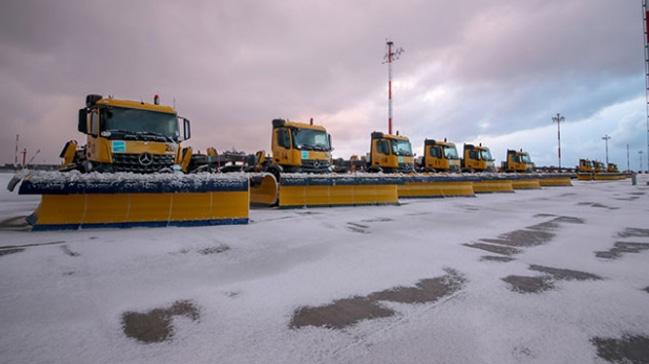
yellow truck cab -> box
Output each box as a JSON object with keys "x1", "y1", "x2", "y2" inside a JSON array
[
  {"x1": 607, "y1": 163, "x2": 619, "y2": 173},
  {"x1": 502, "y1": 149, "x2": 534, "y2": 172},
  {"x1": 369, "y1": 132, "x2": 414, "y2": 173},
  {"x1": 271, "y1": 118, "x2": 332, "y2": 173},
  {"x1": 421, "y1": 139, "x2": 460, "y2": 172},
  {"x1": 593, "y1": 161, "x2": 605, "y2": 173},
  {"x1": 462, "y1": 143, "x2": 495, "y2": 172},
  {"x1": 577, "y1": 159, "x2": 594, "y2": 173},
  {"x1": 62, "y1": 94, "x2": 191, "y2": 173}
]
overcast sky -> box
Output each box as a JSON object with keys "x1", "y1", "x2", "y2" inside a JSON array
[{"x1": 1, "y1": 0, "x2": 647, "y2": 169}]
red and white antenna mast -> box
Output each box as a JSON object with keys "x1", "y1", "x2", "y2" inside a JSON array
[
  {"x1": 383, "y1": 39, "x2": 404, "y2": 135},
  {"x1": 643, "y1": 0, "x2": 649, "y2": 171}
]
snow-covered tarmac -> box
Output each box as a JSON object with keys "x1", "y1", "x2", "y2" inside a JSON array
[{"x1": 1, "y1": 172, "x2": 648, "y2": 363}]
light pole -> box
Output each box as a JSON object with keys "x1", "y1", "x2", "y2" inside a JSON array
[
  {"x1": 552, "y1": 113, "x2": 564, "y2": 171},
  {"x1": 602, "y1": 134, "x2": 611, "y2": 165},
  {"x1": 627, "y1": 144, "x2": 630, "y2": 172},
  {"x1": 640, "y1": 150, "x2": 644, "y2": 173}
]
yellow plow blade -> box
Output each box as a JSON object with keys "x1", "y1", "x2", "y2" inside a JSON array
[
  {"x1": 509, "y1": 175, "x2": 541, "y2": 190},
  {"x1": 577, "y1": 173, "x2": 594, "y2": 181},
  {"x1": 250, "y1": 173, "x2": 279, "y2": 206},
  {"x1": 274, "y1": 174, "x2": 399, "y2": 208},
  {"x1": 472, "y1": 175, "x2": 514, "y2": 193},
  {"x1": 397, "y1": 174, "x2": 475, "y2": 198},
  {"x1": 593, "y1": 173, "x2": 628, "y2": 181},
  {"x1": 538, "y1": 174, "x2": 573, "y2": 187},
  {"x1": 17, "y1": 172, "x2": 249, "y2": 230}
]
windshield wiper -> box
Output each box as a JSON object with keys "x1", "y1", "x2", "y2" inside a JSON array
[{"x1": 136, "y1": 131, "x2": 175, "y2": 143}]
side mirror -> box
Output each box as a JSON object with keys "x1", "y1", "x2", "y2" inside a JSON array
[
  {"x1": 183, "y1": 118, "x2": 191, "y2": 140},
  {"x1": 78, "y1": 108, "x2": 88, "y2": 133},
  {"x1": 328, "y1": 134, "x2": 332, "y2": 150}
]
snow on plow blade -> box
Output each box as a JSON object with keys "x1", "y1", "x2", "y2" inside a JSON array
[
  {"x1": 16, "y1": 172, "x2": 249, "y2": 230},
  {"x1": 472, "y1": 174, "x2": 515, "y2": 193},
  {"x1": 538, "y1": 173, "x2": 573, "y2": 186},
  {"x1": 269, "y1": 174, "x2": 399, "y2": 208},
  {"x1": 397, "y1": 174, "x2": 476, "y2": 198}
]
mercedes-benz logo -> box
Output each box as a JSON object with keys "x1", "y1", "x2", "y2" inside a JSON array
[
  {"x1": 138, "y1": 152, "x2": 153, "y2": 166},
  {"x1": 313, "y1": 160, "x2": 320, "y2": 168}
]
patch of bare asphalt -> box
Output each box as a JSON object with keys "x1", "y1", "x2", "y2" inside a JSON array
[
  {"x1": 528, "y1": 265, "x2": 602, "y2": 281},
  {"x1": 618, "y1": 228, "x2": 649, "y2": 238},
  {"x1": 290, "y1": 269, "x2": 465, "y2": 330},
  {"x1": 464, "y1": 242, "x2": 521, "y2": 256},
  {"x1": 174, "y1": 244, "x2": 230, "y2": 255},
  {"x1": 361, "y1": 217, "x2": 393, "y2": 223},
  {"x1": 367, "y1": 269, "x2": 466, "y2": 304},
  {"x1": 121, "y1": 300, "x2": 200, "y2": 343},
  {"x1": 346, "y1": 222, "x2": 369, "y2": 234},
  {"x1": 591, "y1": 335, "x2": 649, "y2": 364},
  {"x1": 480, "y1": 255, "x2": 515, "y2": 262},
  {"x1": 60, "y1": 245, "x2": 80, "y2": 257},
  {"x1": 577, "y1": 202, "x2": 619, "y2": 210},
  {"x1": 290, "y1": 297, "x2": 395, "y2": 330},
  {"x1": 481, "y1": 229, "x2": 555, "y2": 247},
  {"x1": 197, "y1": 244, "x2": 230, "y2": 255},
  {"x1": 502, "y1": 275, "x2": 555, "y2": 293},
  {"x1": 0, "y1": 248, "x2": 25, "y2": 257},
  {"x1": 615, "y1": 196, "x2": 639, "y2": 201},
  {"x1": 595, "y1": 242, "x2": 649, "y2": 260},
  {"x1": 533, "y1": 213, "x2": 556, "y2": 218},
  {"x1": 643, "y1": 287, "x2": 649, "y2": 294},
  {"x1": 629, "y1": 192, "x2": 645, "y2": 196}
]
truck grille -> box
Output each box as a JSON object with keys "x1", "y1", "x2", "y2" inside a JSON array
[
  {"x1": 112, "y1": 153, "x2": 175, "y2": 173},
  {"x1": 301, "y1": 159, "x2": 331, "y2": 172}
]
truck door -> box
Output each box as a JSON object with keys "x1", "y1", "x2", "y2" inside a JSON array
[{"x1": 274, "y1": 128, "x2": 291, "y2": 164}]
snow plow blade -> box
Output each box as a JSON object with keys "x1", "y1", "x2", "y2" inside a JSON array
[
  {"x1": 509, "y1": 174, "x2": 542, "y2": 190},
  {"x1": 576, "y1": 173, "x2": 593, "y2": 181},
  {"x1": 397, "y1": 174, "x2": 476, "y2": 198},
  {"x1": 593, "y1": 173, "x2": 628, "y2": 181},
  {"x1": 472, "y1": 175, "x2": 515, "y2": 193},
  {"x1": 273, "y1": 174, "x2": 399, "y2": 208},
  {"x1": 16, "y1": 172, "x2": 249, "y2": 231},
  {"x1": 249, "y1": 173, "x2": 279, "y2": 206},
  {"x1": 538, "y1": 174, "x2": 573, "y2": 187}
]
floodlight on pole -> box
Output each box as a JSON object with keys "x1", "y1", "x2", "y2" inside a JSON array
[
  {"x1": 383, "y1": 39, "x2": 404, "y2": 135},
  {"x1": 602, "y1": 134, "x2": 611, "y2": 165}
]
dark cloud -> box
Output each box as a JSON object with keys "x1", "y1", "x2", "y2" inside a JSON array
[{"x1": 0, "y1": 0, "x2": 645, "y2": 166}]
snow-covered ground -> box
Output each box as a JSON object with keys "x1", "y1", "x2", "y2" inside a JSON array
[{"x1": 1, "y1": 172, "x2": 648, "y2": 364}]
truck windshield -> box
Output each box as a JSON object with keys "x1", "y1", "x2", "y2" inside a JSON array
[
  {"x1": 479, "y1": 149, "x2": 494, "y2": 161},
  {"x1": 292, "y1": 128, "x2": 331, "y2": 151},
  {"x1": 101, "y1": 107, "x2": 179, "y2": 140},
  {"x1": 391, "y1": 140, "x2": 413, "y2": 156},
  {"x1": 443, "y1": 146, "x2": 459, "y2": 159},
  {"x1": 520, "y1": 154, "x2": 532, "y2": 163}
]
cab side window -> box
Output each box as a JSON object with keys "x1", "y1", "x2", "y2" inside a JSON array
[
  {"x1": 377, "y1": 140, "x2": 390, "y2": 154},
  {"x1": 277, "y1": 129, "x2": 290, "y2": 148},
  {"x1": 430, "y1": 146, "x2": 442, "y2": 158},
  {"x1": 90, "y1": 111, "x2": 99, "y2": 136},
  {"x1": 469, "y1": 150, "x2": 478, "y2": 159}
]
